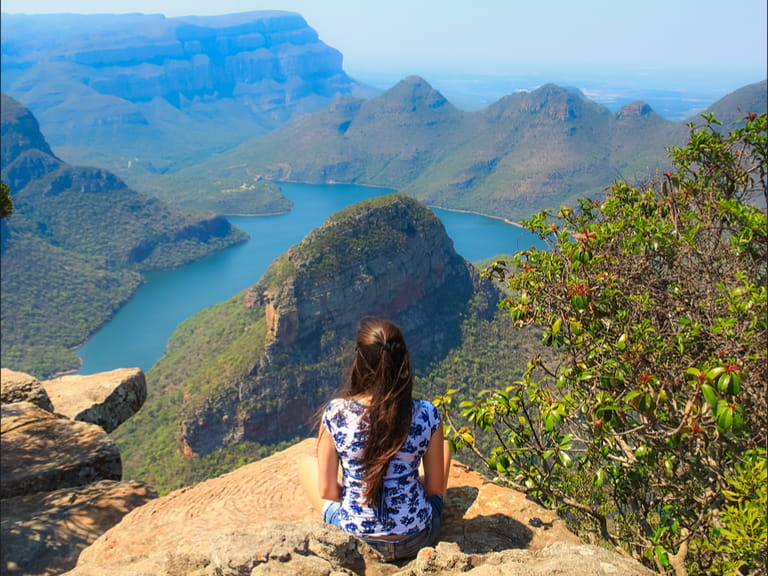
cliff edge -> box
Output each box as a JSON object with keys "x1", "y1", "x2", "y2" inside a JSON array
[
  {"x1": 65, "y1": 438, "x2": 655, "y2": 576},
  {"x1": 1, "y1": 367, "x2": 655, "y2": 575}
]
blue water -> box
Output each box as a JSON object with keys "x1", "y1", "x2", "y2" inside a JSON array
[{"x1": 76, "y1": 183, "x2": 544, "y2": 374}]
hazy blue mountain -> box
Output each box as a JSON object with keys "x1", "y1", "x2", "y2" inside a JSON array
[
  {"x1": 1, "y1": 93, "x2": 248, "y2": 377},
  {"x1": 0, "y1": 11, "x2": 377, "y2": 176},
  {"x1": 173, "y1": 78, "x2": 765, "y2": 221},
  {"x1": 704, "y1": 80, "x2": 768, "y2": 128}
]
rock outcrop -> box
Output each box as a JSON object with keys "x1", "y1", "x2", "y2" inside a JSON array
[
  {"x1": 0, "y1": 368, "x2": 54, "y2": 411},
  {"x1": 0, "y1": 402, "x2": 122, "y2": 499},
  {"x1": 43, "y1": 368, "x2": 147, "y2": 433},
  {"x1": 0, "y1": 369, "x2": 156, "y2": 576},
  {"x1": 64, "y1": 439, "x2": 655, "y2": 576},
  {"x1": 147, "y1": 194, "x2": 499, "y2": 459},
  {"x1": 1, "y1": 480, "x2": 156, "y2": 576}
]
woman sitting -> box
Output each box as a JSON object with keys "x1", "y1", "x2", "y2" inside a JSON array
[{"x1": 300, "y1": 318, "x2": 451, "y2": 561}]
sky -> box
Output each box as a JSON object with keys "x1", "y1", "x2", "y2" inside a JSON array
[{"x1": 2, "y1": 0, "x2": 766, "y2": 96}]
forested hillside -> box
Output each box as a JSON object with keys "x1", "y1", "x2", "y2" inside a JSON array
[{"x1": 0, "y1": 94, "x2": 248, "y2": 377}]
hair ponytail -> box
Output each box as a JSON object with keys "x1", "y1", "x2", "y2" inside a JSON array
[{"x1": 345, "y1": 318, "x2": 414, "y2": 507}]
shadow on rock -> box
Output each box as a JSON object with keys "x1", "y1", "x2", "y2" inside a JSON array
[{"x1": 441, "y1": 512, "x2": 533, "y2": 554}]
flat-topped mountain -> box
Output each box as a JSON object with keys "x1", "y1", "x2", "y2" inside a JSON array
[
  {"x1": 0, "y1": 11, "x2": 376, "y2": 175},
  {"x1": 1, "y1": 93, "x2": 247, "y2": 377},
  {"x1": 113, "y1": 193, "x2": 508, "y2": 491},
  {"x1": 182, "y1": 77, "x2": 767, "y2": 220}
]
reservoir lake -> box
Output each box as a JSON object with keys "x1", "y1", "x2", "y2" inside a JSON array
[{"x1": 76, "y1": 182, "x2": 545, "y2": 374}]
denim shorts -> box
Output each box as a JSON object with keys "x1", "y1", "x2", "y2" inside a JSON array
[{"x1": 322, "y1": 494, "x2": 444, "y2": 562}]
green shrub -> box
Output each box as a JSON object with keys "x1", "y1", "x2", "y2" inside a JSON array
[{"x1": 438, "y1": 114, "x2": 767, "y2": 575}]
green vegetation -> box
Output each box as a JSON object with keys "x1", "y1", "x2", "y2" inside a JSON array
[
  {"x1": 152, "y1": 294, "x2": 269, "y2": 412},
  {"x1": 290, "y1": 193, "x2": 439, "y2": 279},
  {"x1": 1, "y1": 185, "x2": 248, "y2": 377},
  {"x1": 1, "y1": 94, "x2": 249, "y2": 378},
  {"x1": 113, "y1": 290, "x2": 269, "y2": 492},
  {"x1": 1, "y1": 180, "x2": 12, "y2": 218},
  {"x1": 124, "y1": 173, "x2": 293, "y2": 216},
  {"x1": 1, "y1": 232, "x2": 143, "y2": 375},
  {"x1": 438, "y1": 114, "x2": 767, "y2": 575},
  {"x1": 417, "y1": 294, "x2": 554, "y2": 472},
  {"x1": 12, "y1": 166, "x2": 247, "y2": 270}
]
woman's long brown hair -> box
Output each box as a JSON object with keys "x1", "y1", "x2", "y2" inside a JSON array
[{"x1": 343, "y1": 318, "x2": 414, "y2": 507}]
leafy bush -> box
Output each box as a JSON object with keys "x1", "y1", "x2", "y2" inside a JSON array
[
  {"x1": 705, "y1": 449, "x2": 767, "y2": 576},
  {"x1": 1, "y1": 180, "x2": 12, "y2": 218},
  {"x1": 437, "y1": 114, "x2": 767, "y2": 575}
]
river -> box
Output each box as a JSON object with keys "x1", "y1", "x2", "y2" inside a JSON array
[{"x1": 76, "y1": 183, "x2": 544, "y2": 374}]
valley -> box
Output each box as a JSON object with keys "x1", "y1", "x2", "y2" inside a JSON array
[{"x1": 1, "y1": 7, "x2": 765, "y2": 520}]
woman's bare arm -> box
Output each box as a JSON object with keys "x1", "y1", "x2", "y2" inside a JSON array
[
  {"x1": 317, "y1": 425, "x2": 343, "y2": 501},
  {"x1": 421, "y1": 425, "x2": 449, "y2": 497}
]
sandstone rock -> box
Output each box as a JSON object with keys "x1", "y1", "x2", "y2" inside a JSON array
[
  {"x1": 404, "y1": 540, "x2": 657, "y2": 576},
  {"x1": 60, "y1": 439, "x2": 659, "y2": 576},
  {"x1": 0, "y1": 368, "x2": 54, "y2": 411},
  {"x1": 0, "y1": 402, "x2": 121, "y2": 499},
  {"x1": 43, "y1": 368, "x2": 147, "y2": 433},
  {"x1": 164, "y1": 521, "x2": 381, "y2": 576},
  {"x1": 1, "y1": 370, "x2": 156, "y2": 576},
  {"x1": 1, "y1": 479, "x2": 157, "y2": 576}
]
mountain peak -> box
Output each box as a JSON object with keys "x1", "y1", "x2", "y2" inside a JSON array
[
  {"x1": 481, "y1": 83, "x2": 592, "y2": 122},
  {"x1": 519, "y1": 83, "x2": 590, "y2": 120},
  {"x1": 160, "y1": 193, "x2": 494, "y2": 457},
  {"x1": 378, "y1": 75, "x2": 454, "y2": 112},
  {"x1": 0, "y1": 93, "x2": 58, "y2": 170},
  {"x1": 616, "y1": 100, "x2": 655, "y2": 119}
]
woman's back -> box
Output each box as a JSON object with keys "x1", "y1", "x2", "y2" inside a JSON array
[
  {"x1": 323, "y1": 397, "x2": 440, "y2": 537},
  {"x1": 300, "y1": 318, "x2": 451, "y2": 561}
]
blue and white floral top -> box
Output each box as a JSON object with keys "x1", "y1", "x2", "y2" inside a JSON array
[{"x1": 322, "y1": 398, "x2": 441, "y2": 537}]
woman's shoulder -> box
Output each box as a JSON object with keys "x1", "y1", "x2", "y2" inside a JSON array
[
  {"x1": 325, "y1": 397, "x2": 345, "y2": 409},
  {"x1": 413, "y1": 399, "x2": 440, "y2": 422},
  {"x1": 324, "y1": 397, "x2": 365, "y2": 418}
]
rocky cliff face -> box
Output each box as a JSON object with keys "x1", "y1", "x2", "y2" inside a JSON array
[
  {"x1": 0, "y1": 11, "x2": 376, "y2": 173},
  {"x1": 173, "y1": 194, "x2": 495, "y2": 456},
  {"x1": 74, "y1": 12, "x2": 349, "y2": 113}
]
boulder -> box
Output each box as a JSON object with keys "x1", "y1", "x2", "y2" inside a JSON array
[
  {"x1": 0, "y1": 480, "x2": 157, "y2": 576},
  {"x1": 64, "y1": 439, "x2": 655, "y2": 575},
  {"x1": 0, "y1": 368, "x2": 54, "y2": 411},
  {"x1": 0, "y1": 402, "x2": 122, "y2": 499},
  {"x1": 0, "y1": 369, "x2": 156, "y2": 576},
  {"x1": 43, "y1": 368, "x2": 147, "y2": 433}
]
